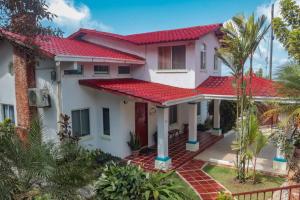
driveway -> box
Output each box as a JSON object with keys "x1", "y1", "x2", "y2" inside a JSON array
[{"x1": 194, "y1": 132, "x2": 286, "y2": 175}]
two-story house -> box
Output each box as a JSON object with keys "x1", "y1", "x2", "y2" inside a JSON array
[{"x1": 0, "y1": 24, "x2": 279, "y2": 170}]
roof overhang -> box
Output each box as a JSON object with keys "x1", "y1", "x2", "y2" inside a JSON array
[{"x1": 54, "y1": 55, "x2": 145, "y2": 64}]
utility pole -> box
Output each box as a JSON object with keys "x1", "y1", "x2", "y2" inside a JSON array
[{"x1": 269, "y1": 3, "x2": 274, "y2": 80}]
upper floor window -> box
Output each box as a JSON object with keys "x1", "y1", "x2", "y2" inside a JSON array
[
  {"x1": 200, "y1": 43, "x2": 206, "y2": 70},
  {"x1": 214, "y1": 48, "x2": 219, "y2": 71},
  {"x1": 1, "y1": 104, "x2": 15, "y2": 123},
  {"x1": 169, "y1": 105, "x2": 178, "y2": 125},
  {"x1": 118, "y1": 66, "x2": 130, "y2": 74},
  {"x1": 158, "y1": 45, "x2": 186, "y2": 70},
  {"x1": 94, "y1": 65, "x2": 109, "y2": 74},
  {"x1": 71, "y1": 108, "x2": 90, "y2": 137},
  {"x1": 64, "y1": 64, "x2": 84, "y2": 75}
]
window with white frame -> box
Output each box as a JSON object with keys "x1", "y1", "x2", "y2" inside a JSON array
[
  {"x1": 118, "y1": 66, "x2": 130, "y2": 74},
  {"x1": 214, "y1": 48, "x2": 219, "y2": 71},
  {"x1": 158, "y1": 45, "x2": 186, "y2": 70},
  {"x1": 64, "y1": 65, "x2": 84, "y2": 75},
  {"x1": 2, "y1": 104, "x2": 15, "y2": 123},
  {"x1": 94, "y1": 65, "x2": 109, "y2": 74},
  {"x1": 71, "y1": 109, "x2": 90, "y2": 137},
  {"x1": 102, "y1": 108, "x2": 110, "y2": 136},
  {"x1": 169, "y1": 105, "x2": 178, "y2": 125},
  {"x1": 200, "y1": 43, "x2": 207, "y2": 70}
]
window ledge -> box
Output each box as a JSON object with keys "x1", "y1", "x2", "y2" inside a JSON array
[
  {"x1": 156, "y1": 69, "x2": 188, "y2": 73},
  {"x1": 79, "y1": 135, "x2": 94, "y2": 142},
  {"x1": 101, "y1": 135, "x2": 111, "y2": 141}
]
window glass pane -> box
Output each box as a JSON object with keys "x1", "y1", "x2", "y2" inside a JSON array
[
  {"x1": 94, "y1": 65, "x2": 109, "y2": 74},
  {"x1": 200, "y1": 44, "x2": 206, "y2": 69},
  {"x1": 9, "y1": 105, "x2": 15, "y2": 123},
  {"x1": 2, "y1": 104, "x2": 14, "y2": 123},
  {"x1": 118, "y1": 66, "x2": 130, "y2": 74},
  {"x1": 197, "y1": 102, "x2": 201, "y2": 116},
  {"x1": 158, "y1": 47, "x2": 171, "y2": 69},
  {"x1": 103, "y1": 108, "x2": 110, "y2": 136},
  {"x1": 172, "y1": 45, "x2": 186, "y2": 69},
  {"x1": 214, "y1": 54, "x2": 218, "y2": 70},
  {"x1": 169, "y1": 105, "x2": 177, "y2": 124},
  {"x1": 64, "y1": 65, "x2": 83, "y2": 75},
  {"x1": 72, "y1": 110, "x2": 81, "y2": 137},
  {"x1": 81, "y1": 109, "x2": 90, "y2": 136}
]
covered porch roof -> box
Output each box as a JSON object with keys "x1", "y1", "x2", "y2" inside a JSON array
[
  {"x1": 79, "y1": 78, "x2": 202, "y2": 106},
  {"x1": 196, "y1": 75, "x2": 283, "y2": 102}
]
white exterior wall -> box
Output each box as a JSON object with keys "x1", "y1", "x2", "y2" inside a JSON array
[
  {"x1": 195, "y1": 33, "x2": 221, "y2": 86},
  {"x1": 0, "y1": 41, "x2": 17, "y2": 122},
  {"x1": 35, "y1": 58, "x2": 59, "y2": 142}
]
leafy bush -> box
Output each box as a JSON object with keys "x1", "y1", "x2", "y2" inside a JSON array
[
  {"x1": 95, "y1": 163, "x2": 190, "y2": 200},
  {"x1": 87, "y1": 149, "x2": 121, "y2": 167},
  {"x1": 197, "y1": 118, "x2": 213, "y2": 131},
  {"x1": 143, "y1": 171, "x2": 190, "y2": 200},
  {"x1": 220, "y1": 101, "x2": 236, "y2": 133},
  {"x1": 95, "y1": 163, "x2": 146, "y2": 199},
  {"x1": 127, "y1": 131, "x2": 141, "y2": 151}
]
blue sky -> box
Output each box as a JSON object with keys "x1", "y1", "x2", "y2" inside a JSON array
[{"x1": 47, "y1": 0, "x2": 297, "y2": 76}]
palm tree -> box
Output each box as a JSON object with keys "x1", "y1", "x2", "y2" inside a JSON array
[
  {"x1": 218, "y1": 13, "x2": 269, "y2": 182},
  {"x1": 0, "y1": 118, "x2": 94, "y2": 199}
]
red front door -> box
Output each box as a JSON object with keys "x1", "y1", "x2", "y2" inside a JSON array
[{"x1": 135, "y1": 102, "x2": 148, "y2": 147}]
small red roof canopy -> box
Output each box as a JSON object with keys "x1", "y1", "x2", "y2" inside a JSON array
[
  {"x1": 79, "y1": 78, "x2": 201, "y2": 105},
  {"x1": 196, "y1": 75, "x2": 280, "y2": 98},
  {"x1": 69, "y1": 23, "x2": 222, "y2": 45},
  {"x1": 0, "y1": 30, "x2": 145, "y2": 63}
]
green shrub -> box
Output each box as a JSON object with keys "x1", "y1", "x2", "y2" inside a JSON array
[
  {"x1": 220, "y1": 101, "x2": 236, "y2": 133},
  {"x1": 143, "y1": 171, "x2": 190, "y2": 200},
  {"x1": 95, "y1": 163, "x2": 190, "y2": 200},
  {"x1": 95, "y1": 163, "x2": 146, "y2": 199}
]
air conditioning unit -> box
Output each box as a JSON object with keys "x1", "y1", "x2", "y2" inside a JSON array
[{"x1": 28, "y1": 88, "x2": 51, "y2": 108}]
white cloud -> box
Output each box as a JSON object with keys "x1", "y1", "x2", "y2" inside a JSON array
[{"x1": 47, "y1": 0, "x2": 112, "y2": 35}]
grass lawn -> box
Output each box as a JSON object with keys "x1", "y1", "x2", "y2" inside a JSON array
[
  {"x1": 172, "y1": 173, "x2": 200, "y2": 200},
  {"x1": 203, "y1": 164, "x2": 286, "y2": 194}
]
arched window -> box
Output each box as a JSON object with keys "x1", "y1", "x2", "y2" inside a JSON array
[{"x1": 200, "y1": 43, "x2": 206, "y2": 70}]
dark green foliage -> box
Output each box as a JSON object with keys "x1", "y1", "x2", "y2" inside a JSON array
[
  {"x1": 0, "y1": 118, "x2": 94, "y2": 199},
  {"x1": 220, "y1": 101, "x2": 236, "y2": 133},
  {"x1": 95, "y1": 163, "x2": 146, "y2": 200},
  {"x1": 273, "y1": 0, "x2": 300, "y2": 62},
  {"x1": 95, "y1": 163, "x2": 191, "y2": 200},
  {"x1": 197, "y1": 118, "x2": 213, "y2": 131},
  {"x1": 216, "y1": 192, "x2": 233, "y2": 200}
]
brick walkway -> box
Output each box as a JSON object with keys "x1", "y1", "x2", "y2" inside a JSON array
[
  {"x1": 125, "y1": 132, "x2": 222, "y2": 171},
  {"x1": 177, "y1": 160, "x2": 226, "y2": 200}
]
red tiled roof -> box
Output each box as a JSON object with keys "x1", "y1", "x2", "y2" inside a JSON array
[
  {"x1": 69, "y1": 23, "x2": 222, "y2": 45},
  {"x1": 79, "y1": 78, "x2": 201, "y2": 105},
  {"x1": 196, "y1": 75, "x2": 280, "y2": 97},
  {"x1": 0, "y1": 30, "x2": 144, "y2": 62}
]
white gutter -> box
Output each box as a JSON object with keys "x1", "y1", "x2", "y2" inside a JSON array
[{"x1": 54, "y1": 55, "x2": 145, "y2": 65}]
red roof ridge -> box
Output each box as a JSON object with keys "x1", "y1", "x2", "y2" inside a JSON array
[{"x1": 125, "y1": 23, "x2": 222, "y2": 37}]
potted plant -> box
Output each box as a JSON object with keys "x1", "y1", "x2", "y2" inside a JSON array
[{"x1": 127, "y1": 132, "x2": 141, "y2": 157}]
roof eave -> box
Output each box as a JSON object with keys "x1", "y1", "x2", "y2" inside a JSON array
[{"x1": 54, "y1": 55, "x2": 145, "y2": 64}]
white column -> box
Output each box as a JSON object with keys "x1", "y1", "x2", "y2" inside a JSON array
[
  {"x1": 155, "y1": 106, "x2": 172, "y2": 170},
  {"x1": 186, "y1": 103, "x2": 199, "y2": 151},
  {"x1": 212, "y1": 99, "x2": 222, "y2": 136},
  {"x1": 273, "y1": 147, "x2": 287, "y2": 172}
]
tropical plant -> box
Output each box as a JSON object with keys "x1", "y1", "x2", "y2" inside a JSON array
[
  {"x1": 273, "y1": 0, "x2": 300, "y2": 62},
  {"x1": 218, "y1": 13, "x2": 269, "y2": 182},
  {"x1": 0, "y1": 117, "x2": 94, "y2": 199},
  {"x1": 127, "y1": 131, "x2": 141, "y2": 151},
  {"x1": 142, "y1": 171, "x2": 189, "y2": 200},
  {"x1": 95, "y1": 163, "x2": 190, "y2": 200},
  {"x1": 94, "y1": 163, "x2": 146, "y2": 200}
]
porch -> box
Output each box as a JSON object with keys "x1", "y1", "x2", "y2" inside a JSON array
[{"x1": 125, "y1": 131, "x2": 222, "y2": 171}]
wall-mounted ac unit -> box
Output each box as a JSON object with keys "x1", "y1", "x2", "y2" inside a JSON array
[{"x1": 28, "y1": 88, "x2": 51, "y2": 108}]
